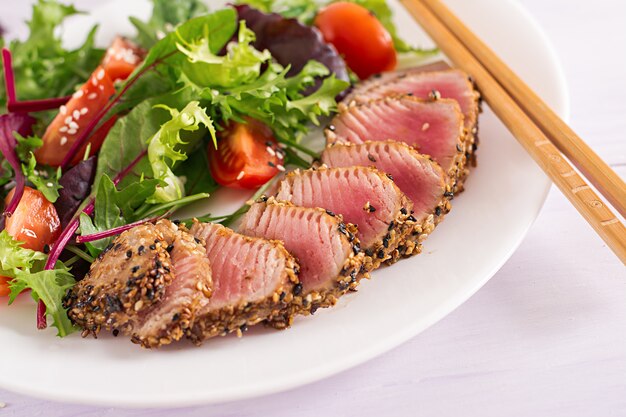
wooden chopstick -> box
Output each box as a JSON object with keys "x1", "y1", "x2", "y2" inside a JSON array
[
  {"x1": 418, "y1": 0, "x2": 626, "y2": 219},
  {"x1": 399, "y1": 0, "x2": 626, "y2": 263}
]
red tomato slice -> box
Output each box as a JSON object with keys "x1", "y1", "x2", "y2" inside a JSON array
[
  {"x1": 101, "y1": 37, "x2": 145, "y2": 82},
  {"x1": 4, "y1": 187, "x2": 61, "y2": 253},
  {"x1": 36, "y1": 66, "x2": 116, "y2": 167},
  {"x1": 1, "y1": 187, "x2": 61, "y2": 297},
  {"x1": 314, "y1": 2, "x2": 397, "y2": 79},
  {"x1": 208, "y1": 118, "x2": 282, "y2": 189}
]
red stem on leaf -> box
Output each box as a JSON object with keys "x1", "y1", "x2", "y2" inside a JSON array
[
  {"x1": 2, "y1": 48, "x2": 17, "y2": 103},
  {"x1": 8, "y1": 96, "x2": 72, "y2": 113},
  {"x1": 76, "y1": 216, "x2": 160, "y2": 244}
]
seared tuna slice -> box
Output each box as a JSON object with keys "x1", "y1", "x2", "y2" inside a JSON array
[
  {"x1": 65, "y1": 220, "x2": 212, "y2": 348},
  {"x1": 321, "y1": 141, "x2": 452, "y2": 256},
  {"x1": 345, "y1": 67, "x2": 481, "y2": 187},
  {"x1": 275, "y1": 166, "x2": 415, "y2": 267},
  {"x1": 325, "y1": 96, "x2": 465, "y2": 187},
  {"x1": 239, "y1": 198, "x2": 366, "y2": 317},
  {"x1": 186, "y1": 222, "x2": 301, "y2": 344}
]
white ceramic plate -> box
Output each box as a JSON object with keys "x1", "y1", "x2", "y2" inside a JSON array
[{"x1": 0, "y1": 0, "x2": 568, "y2": 407}]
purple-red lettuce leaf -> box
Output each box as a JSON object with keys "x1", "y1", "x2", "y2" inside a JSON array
[
  {"x1": 54, "y1": 156, "x2": 97, "y2": 228},
  {"x1": 235, "y1": 5, "x2": 349, "y2": 95}
]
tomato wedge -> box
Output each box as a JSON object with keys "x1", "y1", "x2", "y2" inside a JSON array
[
  {"x1": 314, "y1": 2, "x2": 397, "y2": 79},
  {"x1": 4, "y1": 186, "x2": 61, "y2": 253},
  {"x1": 208, "y1": 118, "x2": 282, "y2": 189},
  {"x1": 36, "y1": 66, "x2": 116, "y2": 167},
  {"x1": 102, "y1": 36, "x2": 145, "y2": 82},
  {"x1": 1, "y1": 187, "x2": 61, "y2": 297}
]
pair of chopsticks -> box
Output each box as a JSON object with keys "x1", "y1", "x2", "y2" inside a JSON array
[{"x1": 399, "y1": 0, "x2": 626, "y2": 264}]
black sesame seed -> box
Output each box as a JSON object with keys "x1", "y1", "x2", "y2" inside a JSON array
[
  {"x1": 456, "y1": 144, "x2": 463, "y2": 153},
  {"x1": 112, "y1": 329, "x2": 119, "y2": 337},
  {"x1": 352, "y1": 243, "x2": 361, "y2": 255},
  {"x1": 388, "y1": 221, "x2": 395, "y2": 231},
  {"x1": 114, "y1": 243, "x2": 122, "y2": 250},
  {"x1": 386, "y1": 173, "x2": 394, "y2": 181},
  {"x1": 368, "y1": 205, "x2": 376, "y2": 213},
  {"x1": 367, "y1": 154, "x2": 377, "y2": 162},
  {"x1": 435, "y1": 207, "x2": 442, "y2": 216},
  {"x1": 43, "y1": 244, "x2": 50, "y2": 254},
  {"x1": 382, "y1": 234, "x2": 390, "y2": 248},
  {"x1": 131, "y1": 265, "x2": 140, "y2": 273},
  {"x1": 293, "y1": 283, "x2": 303, "y2": 296},
  {"x1": 166, "y1": 244, "x2": 174, "y2": 252},
  {"x1": 310, "y1": 305, "x2": 319, "y2": 315},
  {"x1": 326, "y1": 209, "x2": 336, "y2": 217},
  {"x1": 400, "y1": 207, "x2": 408, "y2": 215},
  {"x1": 365, "y1": 248, "x2": 374, "y2": 257},
  {"x1": 279, "y1": 291, "x2": 286, "y2": 301},
  {"x1": 173, "y1": 220, "x2": 181, "y2": 225},
  {"x1": 149, "y1": 244, "x2": 156, "y2": 250},
  {"x1": 172, "y1": 313, "x2": 180, "y2": 322},
  {"x1": 268, "y1": 161, "x2": 276, "y2": 168},
  {"x1": 194, "y1": 237, "x2": 201, "y2": 244},
  {"x1": 377, "y1": 249, "x2": 385, "y2": 259},
  {"x1": 239, "y1": 323, "x2": 248, "y2": 332},
  {"x1": 407, "y1": 215, "x2": 417, "y2": 222},
  {"x1": 126, "y1": 250, "x2": 132, "y2": 258},
  {"x1": 138, "y1": 245, "x2": 145, "y2": 254},
  {"x1": 444, "y1": 191, "x2": 454, "y2": 198}
]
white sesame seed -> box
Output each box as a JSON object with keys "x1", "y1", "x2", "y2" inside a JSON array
[
  {"x1": 276, "y1": 164, "x2": 285, "y2": 172},
  {"x1": 96, "y1": 68, "x2": 105, "y2": 80},
  {"x1": 59, "y1": 126, "x2": 68, "y2": 133},
  {"x1": 422, "y1": 122, "x2": 430, "y2": 131},
  {"x1": 266, "y1": 146, "x2": 276, "y2": 156},
  {"x1": 278, "y1": 143, "x2": 287, "y2": 149},
  {"x1": 64, "y1": 116, "x2": 73, "y2": 125},
  {"x1": 46, "y1": 182, "x2": 53, "y2": 187},
  {"x1": 80, "y1": 107, "x2": 89, "y2": 115},
  {"x1": 99, "y1": 85, "x2": 104, "y2": 91},
  {"x1": 0, "y1": 401, "x2": 6, "y2": 408},
  {"x1": 60, "y1": 136, "x2": 68, "y2": 146},
  {"x1": 73, "y1": 90, "x2": 84, "y2": 99},
  {"x1": 67, "y1": 128, "x2": 77, "y2": 135},
  {"x1": 91, "y1": 77, "x2": 98, "y2": 86},
  {"x1": 69, "y1": 121, "x2": 79, "y2": 130},
  {"x1": 87, "y1": 92, "x2": 98, "y2": 100},
  {"x1": 276, "y1": 151, "x2": 284, "y2": 160},
  {"x1": 59, "y1": 105, "x2": 67, "y2": 115},
  {"x1": 73, "y1": 110, "x2": 81, "y2": 120},
  {"x1": 236, "y1": 171, "x2": 245, "y2": 181}
]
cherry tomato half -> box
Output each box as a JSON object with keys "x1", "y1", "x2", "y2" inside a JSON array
[
  {"x1": 314, "y1": 2, "x2": 397, "y2": 80},
  {"x1": 208, "y1": 118, "x2": 282, "y2": 189}
]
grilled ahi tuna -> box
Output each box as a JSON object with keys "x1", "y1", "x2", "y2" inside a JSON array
[
  {"x1": 325, "y1": 96, "x2": 465, "y2": 188},
  {"x1": 186, "y1": 222, "x2": 301, "y2": 344},
  {"x1": 65, "y1": 220, "x2": 212, "y2": 348},
  {"x1": 321, "y1": 141, "x2": 451, "y2": 256},
  {"x1": 344, "y1": 67, "x2": 481, "y2": 188},
  {"x1": 239, "y1": 198, "x2": 367, "y2": 318},
  {"x1": 275, "y1": 166, "x2": 415, "y2": 267}
]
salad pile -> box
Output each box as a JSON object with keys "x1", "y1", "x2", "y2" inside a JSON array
[{"x1": 0, "y1": 0, "x2": 434, "y2": 336}]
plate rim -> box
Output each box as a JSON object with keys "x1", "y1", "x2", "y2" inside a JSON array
[{"x1": 0, "y1": 0, "x2": 570, "y2": 407}]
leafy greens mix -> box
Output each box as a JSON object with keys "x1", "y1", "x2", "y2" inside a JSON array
[{"x1": 0, "y1": 0, "x2": 427, "y2": 336}]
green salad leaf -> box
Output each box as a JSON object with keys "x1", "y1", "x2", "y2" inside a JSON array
[
  {"x1": 0, "y1": 0, "x2": 104, "y2": 111},
  {"x1": 177, "y1": 21, "x2": 272, "y2": 88},
  {"x1": 146, "y1": 101, "x2": 215, "y2": 203},
  {"x1": 0, "y1": 230, "x2": 46, "y2": 278},
  {"x1": 10, "y1": 267, "x2": 77, "y2": 337},
  {"x1": 130, "y1": 0, "x2": 210, "y2": 49},
  {"x1": 22, "y1": 152, "x2": 63, "y2": 203}
]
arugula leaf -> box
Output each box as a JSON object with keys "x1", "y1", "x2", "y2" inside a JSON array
[
  {"x1": 10, "y1": 267, "x2": 77, "y2": 337},
  {"x1": 147, "y1": 101, "x2": 215, "y2": 203},
  {"x1": 130, "y1": 0, "x2": 210, "y2": 49},
  {"x1": 177, "y1": 20, "x2": 272, "y2": 88},
  {"x1": 22, "y1": 152, "x2": 62, "y2": 203},
  {"x1": 0, "y1": 1, "x2": 104, "y2": 111},
  {"x1": 0, "y1": 230, "x2": 46, "y2": 278}
]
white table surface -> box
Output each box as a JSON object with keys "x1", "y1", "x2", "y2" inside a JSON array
[{"x1": 0, "y1": 0, "x2": 624, "y2": 415}]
